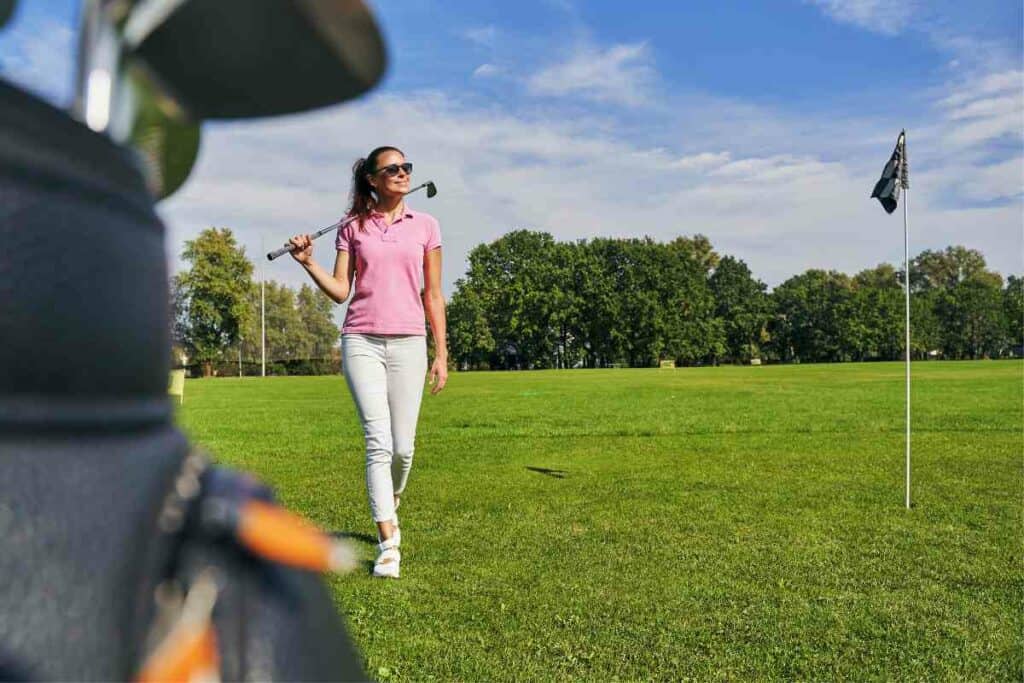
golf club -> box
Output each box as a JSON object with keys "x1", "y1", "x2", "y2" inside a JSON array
[{"x1": 266, "y1": 180, "x2": 438, "y2": 260}]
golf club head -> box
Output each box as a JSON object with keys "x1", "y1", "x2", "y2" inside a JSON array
[
  {"x1": 132, "y1": 0, "x2": 388, "y2": 119},
  {"x1": 404, "y1": 180, "x2": 437, "y2": 198},
  {"x1": 67, "y1": 0, "x2": 387, "y2": 199},
  {"x1": 124, "y1": 64, "x2": 201, "y2": 199},
  {"x1": 0, "y1": 0, "x2": 15, "y2": 29}
]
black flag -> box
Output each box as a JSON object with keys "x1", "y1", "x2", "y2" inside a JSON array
[{"x1": 871, "y1": 130, "x2": 909, "y2": 214}]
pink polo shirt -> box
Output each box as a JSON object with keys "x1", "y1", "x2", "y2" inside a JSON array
[{"x1": 335, "y1": 206, "x2": 441, "y2": 335}]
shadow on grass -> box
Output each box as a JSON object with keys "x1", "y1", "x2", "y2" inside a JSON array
[
  {"x1": 330, "y1": 531, "x2": 384, "y2": 576},
  {"x1": 526, "y1": 466, "x2": 568, "y2": 479},
  {"x1": 329, "y1": 530, "x2": 378, "y2": 545}
]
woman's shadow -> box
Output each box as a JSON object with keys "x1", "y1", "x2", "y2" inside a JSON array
[{"x1": 329, "y1": 531, "x2": 380, "y2": 575}]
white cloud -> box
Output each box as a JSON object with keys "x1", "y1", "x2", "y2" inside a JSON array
[
  {"x1": 809, "y1": 1, "x2": 1019, "y2": 75},
  {"x1": 940, "y1": 71, "x2": 1022, "y2": 109},
  {"x1": 670, "y1": 152, "x2": 732, "y2": 171},
  {"x1": 941, "y1": 110, "x2": 1022, "y2": 149},
  {"x1": 526, "y1": 42, "x2": 656, "y2": 107},
  {"x1": 463, "y1": 25, "x2": 497, "y2": 48},
  {"x1": 805, "y1": 0, "x2": 916, "y2": 36},
  {"x1": 935, "y1": 69, "x2": 1023, "y2": 148},
  {"x1": 946, "y1": 93, "x2": 1019, "y2": 122},
  {"x1": 472, "y1": 63, "x2": 501, "y2": 79},
  {"x1": 160, "y1": 83, "x2": 1022, "y2": 326},
  {"x1": 956, "y1": 158, "x2": 1023, "y2": 204},
  {"x1": 905, "y1": 68, "x2": 1024, "y2": 207}
]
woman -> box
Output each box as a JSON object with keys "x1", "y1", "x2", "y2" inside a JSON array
[{"x1": 289, "y1": 146, "x2": 447, "y2": 579}]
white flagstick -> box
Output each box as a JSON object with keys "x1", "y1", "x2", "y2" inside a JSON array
[
  {"x1": 260, "y1": 235, "x2": 267, "y2": 378},
  {"x1": 903, "y1": 166, "x2": 911, "y2": 510}
]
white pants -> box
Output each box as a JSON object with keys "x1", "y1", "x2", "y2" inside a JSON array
[{"x1": 342, "y1": 334, "x2": 427, "y2": 523}]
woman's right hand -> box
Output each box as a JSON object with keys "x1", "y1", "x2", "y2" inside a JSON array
[{"x1": 289, "y1": 234, "x2": 313, "y2": 265}]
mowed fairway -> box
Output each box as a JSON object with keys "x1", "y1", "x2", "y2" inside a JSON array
[{"x1": 176, "y1": 361, "x2": 1022, "y2": 681}]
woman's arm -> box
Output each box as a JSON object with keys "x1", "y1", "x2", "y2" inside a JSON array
[
  {"x1": 423, "y1": 248, "x2": 448, "y2": 394},
  {"x1": 289, "y1": 234, "x2": 354, "y2": 304}
]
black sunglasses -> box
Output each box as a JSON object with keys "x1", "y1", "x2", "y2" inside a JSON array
[{"x1": 373, "y1": 162, "x2": 413, "y2": 177}]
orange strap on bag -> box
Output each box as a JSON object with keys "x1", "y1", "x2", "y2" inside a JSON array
[
  {"x1": 236, "y1": 500, "x2": 357, "y2": 574},
  {"x1": 136, "y1": 573, "x2": 220, "y2": 683}
]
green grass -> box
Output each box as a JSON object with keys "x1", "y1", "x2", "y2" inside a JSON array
[{"x1": 177, "y1": 361, "x2": 1023, "y2": 681}]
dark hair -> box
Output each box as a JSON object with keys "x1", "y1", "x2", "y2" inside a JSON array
[{"x1": 349, "y1": 146, "x2": 403, "y2": 231}]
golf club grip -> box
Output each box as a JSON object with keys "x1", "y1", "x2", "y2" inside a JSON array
[
  {"x1": 266, "y1": 244, "x2": 294, "y2": 261},
  {"x1": 266, "y1": 220, "x2": 348, "y2": 261}
]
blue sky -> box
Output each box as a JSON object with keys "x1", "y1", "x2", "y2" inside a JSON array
[{"x1": 2, "y1": 0, "x2": 1021, "y2": 307}]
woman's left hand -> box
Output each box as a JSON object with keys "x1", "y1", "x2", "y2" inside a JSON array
[{"x1": 429, "y1": 357, "x2": 448, "y2": 395}]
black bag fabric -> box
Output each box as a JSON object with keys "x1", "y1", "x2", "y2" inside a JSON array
[{"x1": 0, "y1": 80, "x2": 366, "y2": 681}]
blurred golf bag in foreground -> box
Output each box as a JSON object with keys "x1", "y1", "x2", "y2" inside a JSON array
[{"x1": 0, "y1": 1, "x2": 387, "y2": 679}]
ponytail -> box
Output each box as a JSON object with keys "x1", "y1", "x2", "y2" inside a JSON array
[{"x1": 348, "y1": 146, "x2": 403, "y2": 232}]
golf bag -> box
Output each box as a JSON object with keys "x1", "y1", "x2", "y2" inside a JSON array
[{"x1": 0, "y1": 79, "x2": 365, "y2": 681}]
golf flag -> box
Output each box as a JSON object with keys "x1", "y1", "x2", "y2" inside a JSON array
[
  {"x1": 871, "y1": 130, "x2": 909, "y2": 214},
  {"x1": 870, "y1": 129, "x2": 914, "y2": 509}
]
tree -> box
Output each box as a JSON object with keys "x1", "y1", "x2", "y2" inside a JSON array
[
  {"x1": 239, "y1": 283, "x2": 261, "y2": 368},
  {"x1": 549, "y1": 241, "x2": 586, "y2": 369},
  {"x1": 904, "y1": 247, "x2": 1008, "y2": 359},
  {"x1": 848, "y1": 264, "x2": 903, "y2": 361},
  {"x1": 461, "y1": 230, "x2": 563, "y2": 369},
  {"x1": 297, "y1": 284, "x2": 340, "y2": 358},
  {"x1": 447, "y1": 282, "x2": 495, "y2": 369},
  {"x1": 661, "y1": 237, "x2": 723, "y2": 365},
  {"x1": 173, "y1": 228, "x2": 253, "y2": 376},
  {"x1": 709, "y1": 256, "x2": 772, "y2": 363},
  {"x1": 768, "y1": 270, "x2": 854, "y2": 363},
  {"x1": 668, "y1": 234, "x2": 719, "y2": 275},
  {"x1": 238, "y1": 281, "x2": 339, "y2": 374},
  {"x1": 936, "y1": 272, "x2": 1006, "y2": 359},
  {"x1": 1003, "y1": 275, "x2": 1023, "y2": 352},
  {"x1": 262, "y1": 282, "x2": 308, "y2": 364},
  {"x1": 578, "y1": 238, "x2": 627, "y2": 367},
  {"x1": 446, "y1": 232, "x2": 1013, "y2": 368},
  {"x1": 911, "y1": 246, "x2": 989, "y2": 292},
  {"x1": 603, "y1": 238, "x2": 664, "y2": 367},
  {"x1": 448, "y1": 232, "x2": 727, "y2": 369},
  {"x1": 909, "y1": 289, "x2": 943, "y2": 359}
]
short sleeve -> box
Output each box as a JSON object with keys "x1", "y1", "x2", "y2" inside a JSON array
[
  {"x1": 424, "y1": 217, "x2": 441, "y2": 252},
  {"x1": 336, "y1": 221, "x2": 354, "y2": 252}
]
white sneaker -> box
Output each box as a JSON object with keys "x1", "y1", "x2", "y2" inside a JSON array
[{"x1": 372, "y1": 537, "x2": 401, "y2": 579}]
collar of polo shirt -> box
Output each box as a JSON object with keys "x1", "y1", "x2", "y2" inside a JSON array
[{"x1": 371, "y1": 206, "x2": 415, "y2": 220}]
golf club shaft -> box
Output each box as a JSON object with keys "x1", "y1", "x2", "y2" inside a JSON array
[
  {"x1": 266, "y1": 217, "x2": 352, "y2": 261},
  {"x1": 406, "y1": 181, "x2": 431, "y2": 195},
  {"x1": 265, "y1": 180, "x2": 435, "y2": 261}
]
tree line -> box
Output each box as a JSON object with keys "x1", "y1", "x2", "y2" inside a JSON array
[
  {"x1": 171, "y1": 227, "x2": 1023, "y2": 375},
  {"x1": 446, "y1": 230, "x2": 1023, "y2": 369},
  {"x1": 172, "y1": 228, "x2": 340, "y2": 376}
]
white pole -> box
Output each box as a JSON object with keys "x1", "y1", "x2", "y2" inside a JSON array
[
  {"x1": 903, "y1": 184, "x2": 911, "y2": 510},
  {"x1": 260, "y1": 235, "x2": 266, "y2": 377},
  {"x1": 261, "y1": 279, "x2": 266, "y2": 377}
]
